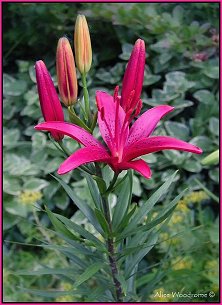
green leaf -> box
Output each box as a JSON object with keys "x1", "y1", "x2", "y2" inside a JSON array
[
  {"x1": 31, "y1": 133, "x2": 47, "y2": 150},
  {"x1": 3, "y1": 74, "x2": 27, "y2": 96},
  {"x1": 123, "y1": 171, "x2": 178, "y2": 234},
  {"x1": 112, "y1": 171, "x2": 133, "y2": 230},
  {"x1": 183, "y1": 159, "x2": 202, "y2": 173},
  {"x1": 92, "y1": 175, "x2": 107, "y2": 194},
  {"x1": 53, "y1": 213, "x2": 106, "y2": 250},
  {"x1": 54, "y1": 191, "x2": 69, "y2": 210},
  {"x1": 125, "y1": 233, "x2": 158, "y2": 278},
  {"x1": 52, "y1": 174, "x2": 102, "y2": 234},
  {"x1": 143, "y1": 73, "x2": 161, "y2": 86},
  {"x1": 165, "y1": 121, "x2": 189, "y2": 141},
  {"x1": 86, "y1": 175, "x2": 101, "y2": 209},
  {"x1": 45, "y1": 206, "x2": 79, "y2": 241},
  {"x1": 209, "y1": 168, "x2": 219, "y2": 183},
  {"x1": 14, "y1": 267, "x2": 77, "y2": 276},
  {"x1": 94, "y1": 208, "x2": 110, "y2": 235},
  {"x1": 3, "y1": 128, "x2": 20, "y2": 146},
  {"x1": 5, "y1": 200, "x2": 28, "y2": 218},
  {"x1": 68, "y1": 107, "x2": 91, "y2": 132},
  {"x1": 3, "y1": 175, "x2": 22, "y2": 195},
  {"x1": 74, "y1": 263, "x2": 103, "y2": 288},
  {"x1": 209, "y1": 218, "x2": 219, "y2": 244},
  {"x1": 115, "y1": 205, "x2": 137, "y2": 234},
  {"x1": 189, "y1": 136, "x2": 212, "y2": 152},
  {"x1": 118, "y1": 189, "x2": 186, "y2": 245},
  {"x1": 209, "y1": 117, "x2": 219, "y2": 136},
  {"x1": 194, "y1": 90, "x2": 215, "y2": 105},
  {"x1": 4, "y1": 153, "x2": 40, "y2": 176},
  {"x1": 23, "y1": 178, "x2": 49, "y2": 191},
  {"x1": 18, "y1": 287, "x2": 75, "y2": 298},
  {"x1": 203, "y1": 65, "x2": 219, "y2": 79},
  {"x1": 132, "y1": 175, "x2": 142, "y2": 196}
]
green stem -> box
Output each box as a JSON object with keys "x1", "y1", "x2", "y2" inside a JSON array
[
  {"x1": 81, "y1": 73, "x2": 90, "y2": 123},
  {"x1": 101, "y1": 195, "x2": 123, "y2": 302},
  {"x1": 57, "y1": 141, "x2": 71, "y2": 156},
  {"x1": 95, "y1": 165, "x2": 122, "y2": 301}
]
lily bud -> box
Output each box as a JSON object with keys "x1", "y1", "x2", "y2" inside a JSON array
[
  {"x1": 121, "y1": 39, "x2": 145, "y2": 114},
  {"x1": 74, "y1": 14, "x2": 92, "y2": 74},
  {"x1": 56, "y1": 37, "x2": 78, "y2": 106},
  {"x1": 35, "y1": 60, "x2": 64, "y2": 141}
]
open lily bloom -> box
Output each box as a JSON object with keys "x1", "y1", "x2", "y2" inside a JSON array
[{"x1": 35, "y1": 90, "x2": 202, "y2": 179}]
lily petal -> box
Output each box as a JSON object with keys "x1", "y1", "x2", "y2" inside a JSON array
[
  {"x1": 124, "y1": 136, "x2": 202, "y2": 160},
  {"x1": 96, "y1": 91, "x2": 128, "y2": 153},
  {"x1": 58, "y1": 146, "x2": 111, "y2": 174},
  {"x1": 127, "y1": 105, "x2": 174, "y2": 146},
  {"x1": 35, "y1": 121, "x2": 104, "y2": 148},
  {"x1": 118, "y1": 159, "x2": 152, "y2": 179}
]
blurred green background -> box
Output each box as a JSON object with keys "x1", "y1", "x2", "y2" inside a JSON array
[{"x1": 3, "y1": 2, "x2": 219, "y2": 302}]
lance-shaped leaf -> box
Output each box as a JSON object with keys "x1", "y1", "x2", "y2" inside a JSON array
[
  {"x1": 122, "y1": 171, "x2": 178, "y2": 234},
  {"x1": 112, "y1": 170, "x2": 133, "y2": 231},
  {"x1": 45, "y1": 206, "x2": 79, "y2": 241},
  {"x1": 74, "y1": 263, "x2": 104, "y2": 288},
  {"x1": 54, "y1": 213, "x2": 106, "y2": 251},
  {"x1": 52, "y1": 174, "x2": 103, "y2": 234}
]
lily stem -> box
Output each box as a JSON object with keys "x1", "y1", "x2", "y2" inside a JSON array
[
  {"x1": 102, "y1": 194, "x2": 123, "y2": 302},
  {"x1": 81, "y1": 73, "x2": 90, "y2": 124}
]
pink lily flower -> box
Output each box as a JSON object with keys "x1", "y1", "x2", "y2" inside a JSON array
[
  {"x1": 35, "y1": 90, "x2": 202, "y2": 179},
  {"x1": 121, "y1": 39, "x2": 145, "y2": 118},
  {"x1": 35, "y1": 60, "x2": 64, "y2": 141}
]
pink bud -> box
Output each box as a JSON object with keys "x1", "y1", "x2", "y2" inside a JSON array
[
  {"x1": 35, "y1": 60, "x2": 64, "y2": 141},
  {"x1": 121, "y1": 39, "x2": 145, "y2": 114}
]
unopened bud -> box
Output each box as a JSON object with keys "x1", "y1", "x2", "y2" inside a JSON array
[
  {"x1": 121, "y1": 39, "x2": 145, "y2": 114},
  {"x1": 56, "y1": 37, "x2": 78, "y2": 106},
  {"x1": 35, "y1": 60, "x2": 64, "y2": 141},
  {"x1": 74, "y1": 15, "x2": 92, "y2": 74}
]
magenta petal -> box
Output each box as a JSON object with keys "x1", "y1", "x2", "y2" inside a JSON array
[
  {"x1": 96, "y1": 91, "x2": 128, "y2": 153},
  {"x1": 58, "y1": 146, "x2": 111, "y2": 174},
  {"x1": 119, "y1": 159, "x2": 152, "y2": 179},
  {"x1": 124, "y1": 136, "x2": 203, "y2": 160},
  {"x1": 127, "y1": 105, "x2": 174, "y2": 146},
  {"x1": 35, "y1": 121, "x2": 104, "y2": 148}
]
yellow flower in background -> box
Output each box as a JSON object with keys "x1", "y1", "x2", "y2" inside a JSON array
[
  {"x1": 175, "y1": 191, "x2": 208, "y2": 213},
  {"x1": 205, "y1": 259, "x2": 219, "y2": 277},
  {"x1": 171, "y1": 256, "x2": 192, "y2": 270},
  {"x1": 184, "y1": 191, "x2": 209, "y2": 205},
  {"x1": 55, "y1": 295, "x2": 74, "y2": 302},
  {"x1": 211, "y1": 283, "x2": 219, "y2": 292},
  {"x1": 19, "y1": 190, "x2": 42, "y2": 205},
  {"x1": 169, "y1": 213, "x2": 183, "y2": 225},
  {"x1": 74, "y1": 15, "x2": 92, "y2": 74},
  {"x1": 55, "y1": 282, "x2": 74, "y2": 302},
  {"x1": 159, "y1": 232, "x2": 180, "y2": 250},
  {"x1": 177, "y1": 199, "x2": 189, "y2": 213}
]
